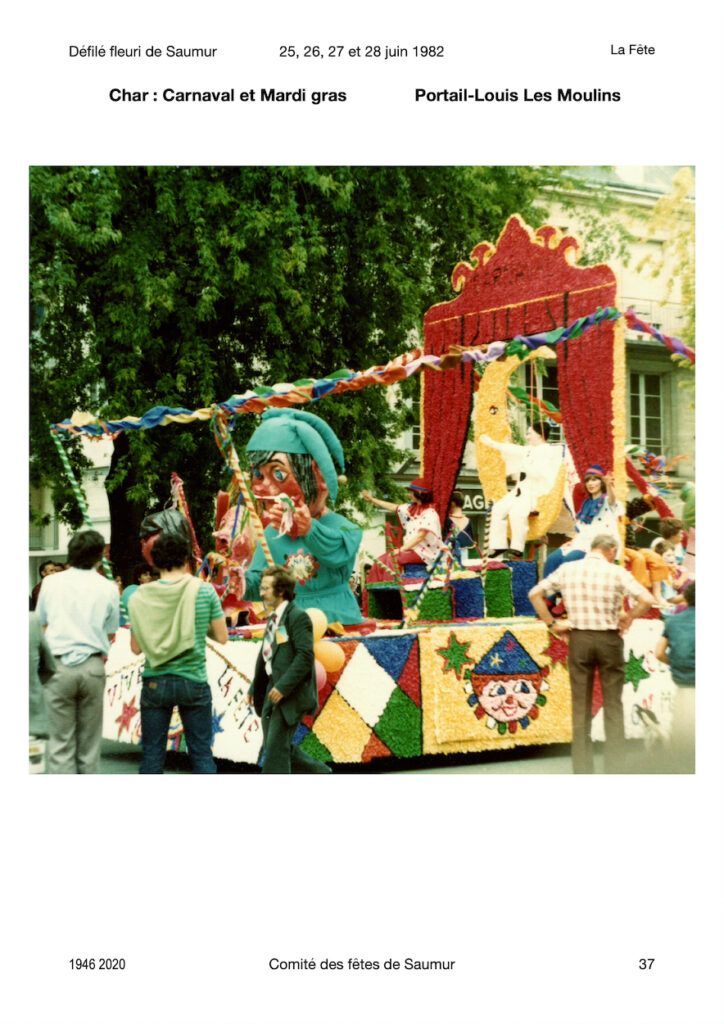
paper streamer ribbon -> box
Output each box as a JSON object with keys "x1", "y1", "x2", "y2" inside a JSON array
[
  {"x1": 506, "y1": 306, "x2": 621, "y2": 358},
  {"x1": 211, "y1": 412, "x2": 274, "y2": 567},
  {"x1": 48, "y1": 429, "x2": 114, "y2": 580},
  {"x1": 623, "y1": 308, "x2": 695, "y2": 364},
  {"x1": 170, "y1": 471, "x2": 203, "y2": 567},
  {"x1": 404, "y1": 547, "x2": 451, "y2": 625},
  {"x1": 478, "y1": 502, "x2": 493, "y2": 588},
  {"x1": 49, "y1": 309, "x2": 692, "y2": 439},
  {"x1": 508, "y1": 386, "x2": 563, "y2": 424}
]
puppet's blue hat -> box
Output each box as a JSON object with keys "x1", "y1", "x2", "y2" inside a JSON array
[{"x1": 245, "y1": 409, "x2": 345, "y2": 502}]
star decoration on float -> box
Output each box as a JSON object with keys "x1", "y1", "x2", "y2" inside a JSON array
[
  {"x1": 624, "y1": 651, "x2": 650, "y2": 690},
  {"x1": 542, "y1": 633, "x2": 569, "y2": 667},
  {"x1": 436, "y1": 633, "x2": 475, "y2": 679},
  {"x1": 212, "y1": 710, "x2": 225, "y2": 737},
  {"x1": 115, "y1": 697, "x2": 139, "y2": 738}
]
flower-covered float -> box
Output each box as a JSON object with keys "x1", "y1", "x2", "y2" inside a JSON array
[{"x1": 53, "y1": 215, "x2": 693, "y2": 767}]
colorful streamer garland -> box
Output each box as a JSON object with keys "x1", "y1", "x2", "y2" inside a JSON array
[
  {"x1": 404, "y1": 547, "x2": 452, "y2": 625},
  {"x1": 50, "y1": 309, "x2": 693, "y2": 439},
  {"x1": 505, "y1": 306, "x2": 621, "y2": 358},
  {"x1": 48, "y1": 429, "x2": 115, "y2": 581},
  {"x1": 507, "y1": 385, "x2": 562, "y2": 424},
  {"x1": 170, "y1": 471, "x2": 203, "y2": 567},
  {"x1": 623, "y1": 309, "x2": 695, "y2": 365},
  {"x1": 210, "y1": 413, "x2": 274, "y2": 566}
]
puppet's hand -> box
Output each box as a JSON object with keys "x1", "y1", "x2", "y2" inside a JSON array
[
  {"x1": 268, "y1": 499, "x2": 312, "y2": 538},
  {"x1": 288, "y1": 504, "x2": 313, "y2": 538}
]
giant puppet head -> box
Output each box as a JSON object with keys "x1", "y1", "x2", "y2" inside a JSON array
[{"x1": 245, "y1": 409, "x2": 346, "y2": 535}]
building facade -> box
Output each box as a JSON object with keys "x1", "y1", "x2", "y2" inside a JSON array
[{"x1": 374, "y1": 166, "x2": 694, "y2": 555}]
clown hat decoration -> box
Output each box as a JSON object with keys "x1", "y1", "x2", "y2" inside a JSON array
[
  {"x1": 470, "y1": 630, "x2": 544, "y2": 680},
  {"x1": 467, "y1": 631, "x2": 550, "y2": 734}
]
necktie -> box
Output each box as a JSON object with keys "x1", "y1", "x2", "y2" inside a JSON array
[{"x1": 262, "y1": 612, "x2": 277, "y2": 674}]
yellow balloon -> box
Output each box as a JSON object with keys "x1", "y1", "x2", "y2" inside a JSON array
[
  {"x1": 306, "y1": 607, "x2": 328, "y2": 642},
  {"x1": 314, "y1": 639, "x2": 345, "y2": 674}
]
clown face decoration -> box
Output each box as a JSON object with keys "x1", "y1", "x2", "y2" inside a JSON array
[
  {"x1": 477, "y1": 675, "x2": 540, "y2": 722},
  {"x1": 466, "y1": 630, "x2": 550, "y2": 734}
]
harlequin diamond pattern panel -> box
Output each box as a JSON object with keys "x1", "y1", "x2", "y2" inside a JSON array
[{"x1": 307, "y1": 634, "x2": 422, "y2": 764}]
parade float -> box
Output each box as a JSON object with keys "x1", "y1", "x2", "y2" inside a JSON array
[{"x1": 52, "y1": 215, "x2": 695, "y2": 767}]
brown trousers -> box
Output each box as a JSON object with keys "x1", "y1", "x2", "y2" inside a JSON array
[{"x1": 567, "y1": 629, "x2": 626, "y2": 773}]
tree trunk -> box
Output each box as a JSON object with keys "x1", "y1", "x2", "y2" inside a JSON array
[{"x1": 107, "y1": 434, "x2": 146, "y2": 585}]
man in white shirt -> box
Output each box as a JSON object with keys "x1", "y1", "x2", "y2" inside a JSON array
[{"x1": 36, "y1": 531, "x2": 119, "y2": 773}]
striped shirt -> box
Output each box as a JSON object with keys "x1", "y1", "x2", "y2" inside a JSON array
[
  {"x1": 531, "y1": 551, "x2": 651, "y2": 630},
  {"x1": 141, "y1": 583, "x2": 223, "y2": 683}
]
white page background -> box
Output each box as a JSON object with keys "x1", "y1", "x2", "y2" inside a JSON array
[{"x1": 3, "y1": 2, "x2": 722, "y2": 1022}]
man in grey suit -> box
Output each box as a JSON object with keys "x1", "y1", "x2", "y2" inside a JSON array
[{"x1": 247, "y1": 566, "x2": 331, "y2": 774}]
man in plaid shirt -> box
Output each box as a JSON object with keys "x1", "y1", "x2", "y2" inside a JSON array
[{"x1": 529, "y1": 534, "x2": 655, "y2": 773}]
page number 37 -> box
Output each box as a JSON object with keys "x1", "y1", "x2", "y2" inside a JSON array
[{"x1": 638, "y1": 958, "x2": 655, "y2": 970}]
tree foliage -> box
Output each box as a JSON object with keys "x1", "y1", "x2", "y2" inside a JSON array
[
  {"x1": 635, "y1": 167, "x2": 695, "y2": 354},
  {"x1": 547, "y1": 168, "x2": 643, "y2": 266},
  {"x1": 30, "y1": 166, "x2": 558, "y2": 577}
]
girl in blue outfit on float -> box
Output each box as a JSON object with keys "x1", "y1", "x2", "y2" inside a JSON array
[{"x1": 543, "y1": 464, "x2": 623, "y2": 577}]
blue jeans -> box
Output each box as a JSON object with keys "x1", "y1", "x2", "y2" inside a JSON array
[{"x1": 140, "y1": 674, "x2": 216, "y2": 774}]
